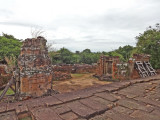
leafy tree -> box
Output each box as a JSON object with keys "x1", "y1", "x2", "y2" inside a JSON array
[
  {"x1": 81, "y1": 49, "x2": 91, "y2": 54},
  {"x1": 79, "y1": 49, "x2": 97, "y2": 64},
  {"x1": 136, "y1": 23, "x2": 160, "y2": 68},
  {"x1": 0, "y1": 33, "x2": 22, "y2": 60},
  {"x1": 115, "y1": 45, "x2": 134, "y2": 61},
  {"x1": 72, "y1": 54, "x2": 80, "y2": 64},
  {"x1": 107, "y1": 51, "x2": 125, "y2": 61},
  {"x1": 58, "y1": 47, "x2": 73, "y2": 64},
  {"x1": 80, "y1": 52, "x2": 92, "y2": 64}
]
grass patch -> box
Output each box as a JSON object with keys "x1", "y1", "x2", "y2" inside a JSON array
[
  {"x1": 71, "y1": 74, "x2": 84, "y2": 78},
  {"x1": 0, "y1": 88, "x2": 14, "y2": 95}
]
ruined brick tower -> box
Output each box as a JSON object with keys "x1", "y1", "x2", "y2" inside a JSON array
[{"x1": 18, "y1": 36, "x2": 52, "y2": 97}]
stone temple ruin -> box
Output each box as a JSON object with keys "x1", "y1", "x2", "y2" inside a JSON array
[
  {"x1": 0, "y1": 36, "x2": 53, "y2": 101},
  {"x1": 0, "y1": 36, "x2": 157, "y2": 101},
  {"x1": 18, "y1": 36, "x2": 53, "y2": 97},
  {"x1": 95, "y1": 54, "x2": 157, "y2": 81}
]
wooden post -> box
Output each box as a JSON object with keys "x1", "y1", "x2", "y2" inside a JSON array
[{"x1": 0, "y1": 77, "x2": 14, "y2": 101}]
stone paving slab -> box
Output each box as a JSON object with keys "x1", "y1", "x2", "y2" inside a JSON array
[
  {"x1": 30, "y1": 107, "x2": 62, "y2": 120},
  {"x1": 94, "y1": 92, "x2": 119, "y2": 102},
  {"x1": 131, "y1": 110, "x2": 160, "y2": 120},
  {"x1": 117, "y1": 98, "x2": 154, "y2": 112},
  {"x1": 0, "y1": 74, "x2": 160, "y2": 120},
  {"x1": 60, "y1": 111, "x2": 78, "y2": 120},
  {"x1": 79, "y1": 97, "x2": 111, "y2": 113},
  {"x1": 0, "y1": 111, "x2": 18, "y2": 120},
  {"x1": 104, "y1": 110, "x2": 137, "y2": 120},
  {"x1": 50, "y1": 104, "x2": 71, "y2": 115},
  {"x1": 67, "y1": 101, "x2": 96, "y2": 118}
]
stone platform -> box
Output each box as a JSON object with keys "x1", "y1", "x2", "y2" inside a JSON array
[{"x1": 0, "y1": 75, "x2": 160, "y2": 120}]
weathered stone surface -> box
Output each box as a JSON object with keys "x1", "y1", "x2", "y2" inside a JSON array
[
  {"x1": 0, "y1": 111, "x2": 18, "y2": 120},
  {"x1": 51, "y1": 104, "x2": 71, "y2": 115},
  {"x1": 0, "y1": 103, "x2": 7, "y2": 113},
  {"x1": 7, "y1": 102, "x2": 25, "y2": 112},
  {"x1": 117, "y1": 83, "x2": 154, "y2": 98},
  {"x1": 117, "y1": 98, "x2": 154, "y2": 112},
  {"x1": 134, "y1": 96, "x2": 160, "y2": 107},
  {"x1": 131, "y1": 110, "x2": 160, "y2": 120},
  {"x1": 117, "y1": 90, "x2": 138, "y2": 98},
  {"x1": 99, "y1": 84, "x2": 119, "y2": 92},
  {"x1": 60, "y1": 111, "x2": 78, "y2": 120},
  {"x1": 105, "y1": 110, "x2": 136, "y2": 120},
  {"x1": 15, "y1": 104, "x2": 28, "y2": 115},
  {"x1": 80, "y1": 97, "x2": 109, "y2": 112},
  {"x1": 75, "y1": 86, "x2": 104, "y2": 98},
  {"x1": 67, "y1": 101, "x2": 96, "y2": 118},
  {"x1": 94, "y1": 92, "x2": 118, "y2": 102},
  {"x1": 112, "y1": 106, "x2": 134, "y2": 115},
  {"x1": 1, "y1": 75, "x2": 160, "y2": 120},
  {"x1": 31, "y1": 107, "x2": 62, "y2": 120},
  {"x1": 54, "y1": 92, "x2": 80, "y2": 102},
  {"x1": 41, "y1": 96, "x2": 62, "y2": 107},
  {"x1": 90, "y1": 96, "x2": 113, "y2": 109},
  {"x1": 89, "y1": 114, "x2": 111, "y2": 120},
  {"x1": 24, "y1": 98, "x2": 45, "y2": 109},
  {"x1": 151, "y1": 109, "x2": 160, "y2": 117},
  {"x1": 109, "y1": 82, "x2": 131, "y2": 89},
  {"x1": 76, "y1": 118, "x2": 87, "y2": 120}
]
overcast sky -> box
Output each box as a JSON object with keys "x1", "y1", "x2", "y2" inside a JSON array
[{"x1": 0, "y1": 0, "x2": 160, "y2": 52}]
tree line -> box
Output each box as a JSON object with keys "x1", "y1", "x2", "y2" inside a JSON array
[
  {"x1": 0, "y1": 23, "x2": 160, "y2": 69},
  {"x1": 48, "y1": 45, "x2": 134, "y2": 65}
]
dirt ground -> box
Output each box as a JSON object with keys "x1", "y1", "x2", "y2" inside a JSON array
[{"x1": 53, "y1": 73, "x2": 111, "y2": 93}]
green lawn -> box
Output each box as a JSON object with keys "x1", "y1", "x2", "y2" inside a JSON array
[
  {"x1": 0, "y1": 88, "x2": 14, "y2": 95},
  {"x1": 71, "y1": 73, "x2": 84, "y2": 78}
]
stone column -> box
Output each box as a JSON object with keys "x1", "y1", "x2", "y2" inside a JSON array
[{"x1": 18, "y1": 36, "x2": 52, "y2": 97}]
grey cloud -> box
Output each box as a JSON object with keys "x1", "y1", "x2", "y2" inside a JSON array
[
  {"x1": 1, "y1": 0, "x2": 160, "y2": 52},
  {"x1": 52, "y1": 38, "x2": 76, "y2": 44},
  {"x1": 88, "y1": 9, "x2": 159, "y2": 31},
  {"x1": 0, "y1": 21, "x2": 41, "y2": 28},
  {"x1": 0, "y1": 9, "x2": 13, "y2": 18}
]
